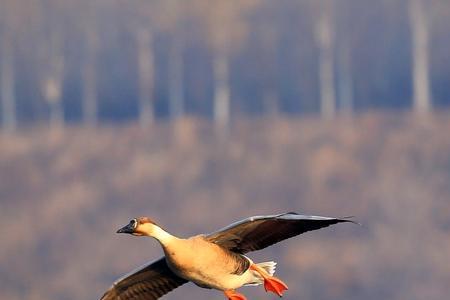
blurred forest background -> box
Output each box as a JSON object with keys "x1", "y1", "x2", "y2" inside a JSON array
[{"x1": 1, "y1": 0, "x2": 450, "y2": 300}]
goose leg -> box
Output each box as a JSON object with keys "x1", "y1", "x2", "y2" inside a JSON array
[
  {"x1": 224, "y1": 289, "x2": 247, "y2": 300},
  {"x1": 250, "y1": 264, "x2": 289, "y2": 297}
]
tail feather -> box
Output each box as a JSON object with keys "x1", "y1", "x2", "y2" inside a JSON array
[{"x1": 257, "y1": 261, "x2": 277, "y2": 276}]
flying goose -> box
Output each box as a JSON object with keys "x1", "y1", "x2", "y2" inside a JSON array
[{"x1": 100, "y1": 212, "x2": 355, "y2": 300}]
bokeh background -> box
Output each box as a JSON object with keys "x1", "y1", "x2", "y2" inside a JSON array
[{"x1": 1, "y1": 0, "x2": 450, "y2": 299}]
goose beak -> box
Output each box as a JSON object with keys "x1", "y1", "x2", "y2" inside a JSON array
[{"x1": 117, "y1": 223, "x2": 134, "y2": 234}]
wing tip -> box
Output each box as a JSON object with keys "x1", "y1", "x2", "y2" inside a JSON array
[
  {"x1": 338, "y1": 216, "x2": 363, "y2": 227},
  {"x1": 280, "y1": 212, "x2": 363, "y2": 227}
]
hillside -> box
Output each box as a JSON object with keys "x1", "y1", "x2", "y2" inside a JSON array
[{"x1": 1, "y1": 112, "x2": 450, "y2": 300}]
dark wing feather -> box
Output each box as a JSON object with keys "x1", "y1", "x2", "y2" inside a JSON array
[
  {"x1": 100, "y1": 257, "x2": 187, "y2": 300},
  {"x1": 206, "y1": 212, "x2": 355, "y2": 254}
]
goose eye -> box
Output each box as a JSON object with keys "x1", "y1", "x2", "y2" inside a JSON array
[{"x1": 130, "y1": 219, "x2": 137, "y2": 228}]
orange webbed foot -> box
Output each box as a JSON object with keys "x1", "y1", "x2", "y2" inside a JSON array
[
  {"x1": 249, "y1": 263, "x2": 289, "y2": 297},
  {"x1": 263, "y1": 276, "x2": 289, "y2": 297},
  {"x1": 224, "y1": 290, "x2": 248, "y2": 300}
]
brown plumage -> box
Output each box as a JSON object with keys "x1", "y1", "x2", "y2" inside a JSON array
[
  {"x1": 207, "y1": 213, "x2": 354, "y2": 253},
  {"x1": 100, "y1": 212, "x2": 356, "y2": 300},
  {"x1": 100, "y1": 258, "x2": 186, "y2": 300}
]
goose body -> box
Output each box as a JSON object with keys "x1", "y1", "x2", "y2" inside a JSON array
[
  {"x1": 100, "y1": 212, "x2": 356, "y2": 300},
  {"x1": 163, "y1": 235, "x2": 260, "y2": 290}
]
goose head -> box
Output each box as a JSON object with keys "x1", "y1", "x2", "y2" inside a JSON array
[{"x1": 116, "y1": 217, "x2": 160, "y2": 237}]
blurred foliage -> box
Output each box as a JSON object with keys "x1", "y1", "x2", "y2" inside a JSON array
[{"x1": 1, "y1": 113, "x2": 450, "y2": 299}]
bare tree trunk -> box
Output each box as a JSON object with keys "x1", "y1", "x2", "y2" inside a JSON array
[
  {"x1": 82, "y1": 29, "x2": 98, "y2": 126},
  {"x1": 49, "y1": 99, "x2": 64, "y2": 128},
  {"x1": 1, "y1": 36, "x2": 16, "y2": 132},
  {"x1": 42, "y1": 30, "x2": 65, "y2": 130},
  {"x1": 315, "y1": 4, "x2": 336, "y2": 119},
  {"x1": 136, "y1": 28, "x2": 155, "y2": 127},
  {"x1": 213, "y1": 50, "x2": 230, "y2": 133},
  {"x1": 409, "y1": 0, "x2": 432, "y2": 114},
  {"x1": 168, "y1": 34, "x2": 184, "y2": 120},
  {"x1": 337, "y1": 42, "x2": 353, "y2": 116},
  {"x1": 43, "y1": 74, "x2": 64, "y2": 130},
  {"x1": 261, "y1": 25, "x2": 279, "y2": 118}
]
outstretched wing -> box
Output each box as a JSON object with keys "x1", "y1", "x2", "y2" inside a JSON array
[
  {"x1": 206, "y1": 212, "x2": 355, "y2": 254},
  {"x1": 100, "y1": 257, "x2": 187, "y2": 300}
]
